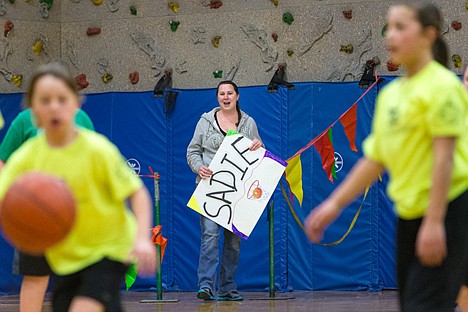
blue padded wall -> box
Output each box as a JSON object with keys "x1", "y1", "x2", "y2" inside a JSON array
[{"x1": 0, "y1": 80, "x2": 397, "y2": 294}]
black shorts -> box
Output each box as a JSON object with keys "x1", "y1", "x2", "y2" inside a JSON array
[
  {"x1": 52, "y1": 258, "x2": 128, "y2": 312},
  {"x1": 12, "y1": 249, "x2": 51, "y2": 276},
  {"x1": 397, "y1": 190, "x2": 468, "y2": 312}
]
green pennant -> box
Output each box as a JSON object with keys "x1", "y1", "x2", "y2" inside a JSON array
[
  {"x1": 328, "y1": 128, "x2": 338, "y2": 180},
  {"x1": 125, "y1": 263, "x2": 138, "y2": 291}
]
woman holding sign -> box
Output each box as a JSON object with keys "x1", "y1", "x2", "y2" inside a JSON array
[
  {"x1": 305, "y1": 3, "x2": 468, "y2": 311},
  {"x1": 187, "y1": 80, "x2": 263, "y2": 301}
]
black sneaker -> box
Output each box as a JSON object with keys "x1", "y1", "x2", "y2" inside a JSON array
[
  {"x1": 217, "y1": 291, "x2": 244, "y2": 301},
  {"x1": 197, "y1": 287, "x2": 215, "y2": 301}
]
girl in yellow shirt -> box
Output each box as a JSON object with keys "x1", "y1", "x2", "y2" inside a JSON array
[
  {"x1": 305, "y1": 3, "x2": 468, "y2": 311},
  {"x1": 0, "y1": 61, "x2": 156, "y2": 312}
]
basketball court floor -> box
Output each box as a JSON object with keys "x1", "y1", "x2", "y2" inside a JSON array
[{"x1": 0, "y1": 290, "x2": 407, "y2": 311}]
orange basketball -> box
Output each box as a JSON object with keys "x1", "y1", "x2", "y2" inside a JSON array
[{"x1": 0, "y1": 172, "x2": 76, "y2": 255}]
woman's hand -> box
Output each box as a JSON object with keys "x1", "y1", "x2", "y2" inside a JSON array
[
  {"x1": 198, "y1": 165, "x2": 213, "y2": 179},
  {"x1": 416, "y1": 218, "x2": 447, "y2": 266},
  {"x1": 249, "y1": 139, "x2": 263, "y2": 151},
  {"x1": 304, "y1": 200, "x2": 341, "y2": 243}
]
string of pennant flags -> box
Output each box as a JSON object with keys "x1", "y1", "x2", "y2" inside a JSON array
[{"x1": 283, "y1": 75, "x2": 381, "y2": 245}]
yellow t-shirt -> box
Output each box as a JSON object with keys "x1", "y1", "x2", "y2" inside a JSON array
[
  {"x1": 0, "y1": 129, "x2": 143, "y2": 275},
  {"x1": 363, "y1": 61, "x2": 468, "y2": 220}
]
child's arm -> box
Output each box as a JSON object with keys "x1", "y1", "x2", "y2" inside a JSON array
[
  {"x1": 416, "y1": 137, "x2": 454, "y2": 266},
  {"x1": 305, "y1": 157, "x2": 385, "y2": 243},
  {"x1": 128, "y1": 186, "x2": 157, "y2": 276}
]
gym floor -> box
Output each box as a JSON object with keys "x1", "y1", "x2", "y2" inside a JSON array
[{"x1": 0, "y1": 290, "x2": 409, "y2": 311}]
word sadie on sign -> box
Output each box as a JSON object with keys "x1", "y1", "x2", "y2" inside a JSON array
[{"x1": 187, "y1": 132, "x2": 286, "y2": 239}]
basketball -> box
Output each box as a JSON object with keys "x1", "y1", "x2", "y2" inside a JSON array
[{"x1": 0, "y1": 172, "x2": 76, "y2": 255}]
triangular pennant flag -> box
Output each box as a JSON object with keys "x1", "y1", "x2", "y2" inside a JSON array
[
  {"x1": 314, "y1": 129, "x2": 335, "y2": 182},
  {"x1": 328, "y1": 129, "x2": 337, "y2": 180},
  {"x1": 125, "y1": 263, "x2": 138, "y2": 291},
  {"x1": 285, "y1": 154, "x2": 303, "y2": 206},
  {"x1": 152, "y1": 225, "x2": 168, "y2": 261},
  {"x1": 340, "y1": 104, "x2": 358, "y2": 152},
  {"x1": 124, "y1": 225, "x2": 168, "y2": 292}
]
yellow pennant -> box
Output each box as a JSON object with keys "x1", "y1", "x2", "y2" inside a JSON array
[{"x1": 285, "y1": 154, "x2": 303, "y2": 206}]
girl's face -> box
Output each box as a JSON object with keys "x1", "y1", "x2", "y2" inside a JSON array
[
  {"x1": 217, "y1": 84, "x2": 239, "y2": 112},
  {"x1": 30, "y1": 75, "x2": 79, "y2": 132},
  {"x1": 385, "y1": 5, "x2": 432, "y2": 66}
]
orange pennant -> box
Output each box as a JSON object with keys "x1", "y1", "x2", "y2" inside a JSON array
[
  {"x1": 340, "y1": 104, "x2": 358, "y2": 152},
  {"x1": 314, "y1": 129, "x2": 335, "y2": 182},
  {"x1": 151, "y1": 225, "x2": 168, "y2": 261}
]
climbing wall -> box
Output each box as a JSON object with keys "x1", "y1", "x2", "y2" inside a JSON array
[
  {"x1": 0, "y1": 0, "x2": 60, "y2": 93},
  {"x1": 0, "y1": 0, "x2": 466, "y2": 93}
]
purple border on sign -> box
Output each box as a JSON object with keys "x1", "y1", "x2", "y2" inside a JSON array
[
  {"x1": 264, "y1": 150, "x2": 287, "y2": 167},
  {"x1": 232, "y1": 224, "x2": 249, "y2": 240}
]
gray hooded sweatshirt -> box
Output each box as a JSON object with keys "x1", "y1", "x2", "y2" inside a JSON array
[{"x1": 187, "y1": 107, "x2": 262, "y2": 183}]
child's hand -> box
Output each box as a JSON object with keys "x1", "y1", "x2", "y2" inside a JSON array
[
  {"x1": 416, "y1": 219, "x2": 447, "y2": 267},
  {"x1": 130, "y1": 239, "x2": 157, "y2": 277},
  {"x1": 304, "y1": 200, "x2": 341, "y2": 243}
]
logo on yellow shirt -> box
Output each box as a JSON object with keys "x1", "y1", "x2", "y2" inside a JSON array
[
  {"x1": 438, "y1": 100, "x2": 460, "y2": 124},
  {"x1": 388, "y1": 107, "x2": 399, "y2": 126}
]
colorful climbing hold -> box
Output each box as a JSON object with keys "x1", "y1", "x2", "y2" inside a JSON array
[
  {"x1": 39, "y1": 2, "x2": 49, "y2": 18},
  {"x1": 8, "y1": 0, "x2": 14, "y2": 4},
  {"x1": 386, "y1": 60, "x2": 399, "y2": 72},
  {"x1": 270, "y1": 0, "x2": 278, "y2": 6},
  {"x1": 39, "y1": 0, "x2": 53, "y2": 10},
  {"x1": 452, "y1": 54, "x2": 462, "y2": 68},
  {"x1": 210, "y1": 0, "x2": 222, "y2": 9},
  {"x1": 213, "y1": 70, "x2": 223, "y2": 78},
  {"x1": 129, "y1": 72, "x2": 139, "y2": 84},
  {"x1": 342, "y1": 10, "x2": 352, "y2": 19},
  {"x1": 282, "y1": 12, "x2": 294, "y2": 25},
  {"x1": 130, "y1": 5, "x2": 137, "y2": 15},
  {"x1": 102, "y1": 73, "x2": 113, "y2": 83},
  {"x1": 287, "y1": 49, "x2": 294, "y2": 57},
  {"x1": 381, "y1": 23, "x2": 388, "y2": 37},
  {"x1": 92, "y1": 0, "x2": 103, "y2": 5},
  {"x1": 212, "y1": 35, "x2": 222, "y2": 48},
  {"x1": 32, "y1": 40, "x2": 44, "y2": 56},
  {"x1": 86, "y1": 27, "x2": 101, "y2": 36},
  {"x1": 170, "y1": 20, "x2": 180, "y2": 32},
  {"x1": 168, "y1": 2, "x2": 179, "y2": 13},
  {"x1": 75, "y1": 74, "x2": 89, "y2": 90},
  {"x1": 4, "y1": 20, "x2": 13, "y2": 37},
  {"x1": 339, "y1": 44, "x2": 353, "y2": 54},
  {"x1": 272, "y1": 32, "x2": 278, "y2": 42},
  {"x1": 451, "y1": 21, "x2": 462, "y2": 31},
  {"x1": 12, "y1": 75, "x2": 22, "y2": 87}
]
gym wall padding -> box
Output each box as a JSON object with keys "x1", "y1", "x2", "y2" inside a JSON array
[{"x1": 0, "y1": 80, "x2": 397, "y2": 294}]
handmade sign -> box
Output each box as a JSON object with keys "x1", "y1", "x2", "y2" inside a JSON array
[{"x1": 187, "y1": 132, "x2": 286, "y2": 239}]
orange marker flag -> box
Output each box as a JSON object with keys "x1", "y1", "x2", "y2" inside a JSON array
[{"x1": 152, "y1": 225, "x2": 168, "y2": 261}]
